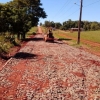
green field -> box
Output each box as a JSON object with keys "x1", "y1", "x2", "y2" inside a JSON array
[
  {"x1": 53, "y1": 29, "x2": 100, "y2": 54},
  {"x1": 26, "y1": 26, "x2": 38, "y2": 37},
  {"x1": 54, "y1": 30, "x2": 100, "y2": 43}
]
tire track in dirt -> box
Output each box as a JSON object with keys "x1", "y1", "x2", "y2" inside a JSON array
[{"x1": 37, "y1": 26, "x2": 43, "y2": 34}]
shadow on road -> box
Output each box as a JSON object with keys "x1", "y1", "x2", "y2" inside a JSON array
[
  {"x1": 58, "y1": 38, "x2": 72, "y2": 41},
  {"x1": 21, "y1": 37, "x2": 44, "y2": 42},
  {"x1": 13, "y1": 52, "x2": 37, "y2": 59},
  {"x1": 21, "y1": 36, "x2": 73, "y2": 45}
]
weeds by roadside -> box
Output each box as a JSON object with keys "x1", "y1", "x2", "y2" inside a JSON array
[{"x1": 0, "y1": 34, "x2": 21, "y2": 59}]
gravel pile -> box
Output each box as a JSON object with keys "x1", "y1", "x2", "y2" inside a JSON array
[{"x1": 0, "y1": 39, "x2": 100, "y2": 100}]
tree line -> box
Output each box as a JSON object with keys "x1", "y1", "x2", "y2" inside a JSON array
[
  {"x1": 0, "y1": 0, "x2": 47, "y2": 40},
  {"x1": 41, "y1": 19, "x2": 100, "y2": 31}
]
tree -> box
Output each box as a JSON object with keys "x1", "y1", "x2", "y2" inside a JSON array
[
  {"x1": 0, "y1": 0, "x2": 47, "y2": 39},
  {"x1": 90, "y1": 22, "x2": 99, "y2": 31},
  {"x1": 40, "y1": 22, "x2": 42, "y2": 26},
  {"x1": 50, "y1": 21, "x2": 55, "y2": 28},
  {"x1": 55, "y1": 22, "x2": 62, "y2": 29},
  {"x1": 0, "y1": 4, "x2": 9, "y2": 33},
  {"x1": 44, "y1": 21, "x2": 51, "y2": 27}
]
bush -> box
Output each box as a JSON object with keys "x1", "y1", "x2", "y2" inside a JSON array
[
  {"x1": 0, "y1": 43, "x2": 9, "y2": 54},
  {"x1": 32, "y1": 32, "x2": 36, "y2": 35},
  {"x1": 0, "y1": 35, "x2": 20, "y2": 55}
]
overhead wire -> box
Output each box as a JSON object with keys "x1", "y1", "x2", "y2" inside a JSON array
[
  {"x1": 52, "y1": 0, "x2": 79, "y2": 22},
  {"x1": 53, "y1": 0, "x2": 72, "y2": 18},
  {"x1": 56, "y1": 2, "x2": 73, "y2": 15},
  {"x1": 84, "y1": 0, "x2": 100, "y2": 7},
  {"x1": 60, "y1": 0, "x2": 80, "y2": 21},
  {"x1": 59, "y1": 2, "x2": 78, "y2": 18},
  {"x1": 51, "y1": 0, "x2": 79, "y2": 22},
  {"x1": 58, "y1": 1, "x2": 76, "y2": 18},
  {"x1": 61, "y1": 0, "x2": 100, "y2": 22},
  {"x1": 49, "y1": 0, "x2": 100, "y2": 22},
  {"x1": 62, "y1": 8, "x2": 80, "y2": 21}
]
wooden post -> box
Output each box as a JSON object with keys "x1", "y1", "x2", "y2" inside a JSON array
[{"x1": 77, "y1": 0, "x2": 83, "y2": 44}]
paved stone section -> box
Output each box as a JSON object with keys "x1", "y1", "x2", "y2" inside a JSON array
[{"x1": 0, "y1": 39, "x2": 100, "y2": 100}]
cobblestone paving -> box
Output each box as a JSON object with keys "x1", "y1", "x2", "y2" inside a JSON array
[{"x1": 0, "y1": 36, "x2": 100, "y2": 100}]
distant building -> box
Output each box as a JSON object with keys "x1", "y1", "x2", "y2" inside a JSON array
[{"x1": 70, "y1": 28, "x2": 84, "y2": 32}]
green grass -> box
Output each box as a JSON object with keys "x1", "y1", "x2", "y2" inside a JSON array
[
  {"x1": 0, "y1": 33, "x2": 20, "y2": 54},
  {"x1": 57, "y1": 30, "x2": 100, "y2": 43},
  {"x1": 41, "y1": 27, "x2": 48, "y2": 34},
  {"x1": 28, "y1": 27, "x2": 38, "y2": 34},
  {"x1": 0, "y1": 27, "x2": 38, "y2": 54},
  {"x1": 26, "y1": 26, "x2": 38, "y2": 38},
  {"x1": 0, "y1": 35, "x2": 12, "y2": 53},
  {"x1": 52, "y1": 29, "x2": 100, "y2": 54}
]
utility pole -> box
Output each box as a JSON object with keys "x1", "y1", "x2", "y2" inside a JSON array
[{"x1": 77, "y1": 0, "x2": 83, "y2": 44}]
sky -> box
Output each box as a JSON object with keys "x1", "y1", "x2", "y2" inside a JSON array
[{"x1": 0, "y1": 0, "x2": 100, "y2": 24}]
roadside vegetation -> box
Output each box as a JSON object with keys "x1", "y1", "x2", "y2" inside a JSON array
[
  {"x1": 0, "y1": 0, "x2": 100, "y2": 58},
  {"x1": 55, "y1": 30, "x2": 100, "y2": 43},
  {"x1": 0, "y1": 33, "x2": 20, "y2": 54},
  {"x1": 53, "y1": 29, "x2": 100, "y2": 54},
  {"x1": 41, "y1": 20, "x2": 100, "y2": 55},
  {"x1": 0, "y1": 27, "x2": 38, "y2": 56},
  {"x1": 41, "y1": 19, "x2": 100, "y2": 31},
  {"x1": 0, "y1": 0, "x2": 46, "y2": 58},
  {"x1": 26, "y1": 27, "x2": 38, "y2": 38}
]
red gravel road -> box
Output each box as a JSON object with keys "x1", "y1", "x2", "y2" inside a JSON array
[
  {"x1": 0, "y1": 28, "x2": 100, "y2": 99},
  {"x1": 37, "y1": 26, "x2": 43, "y2": 34}
]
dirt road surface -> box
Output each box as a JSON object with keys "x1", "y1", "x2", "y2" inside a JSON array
[
  {"x1": 37, "y1": 26, "x2": 43, "y2": 34},
  {"x1": 0, "y1": 27, "x2": 100, "y2": 100}
]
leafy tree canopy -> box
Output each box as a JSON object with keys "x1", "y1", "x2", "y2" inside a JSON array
[{"x1": 0, "y1": 0, "x2": 47, "y2": 39}]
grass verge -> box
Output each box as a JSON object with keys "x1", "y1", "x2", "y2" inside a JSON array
[{"x1": 53, "y1": 29, "x2": 100, "y2": 55}]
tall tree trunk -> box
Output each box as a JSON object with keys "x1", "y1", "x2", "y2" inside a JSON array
[
  {"x1": 17, "y1": 32, "x2": 20, "y2": 40},
  {"x1": 23, "y1": 33, "x2": 25, "y2": 40},
  {"x1": 21, "y1": 33, "x2": 25, "y2": 40}
]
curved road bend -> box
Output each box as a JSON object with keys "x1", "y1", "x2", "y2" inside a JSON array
[{"x1": 0, "y1": 27, "x2": 100, "y2": 100}]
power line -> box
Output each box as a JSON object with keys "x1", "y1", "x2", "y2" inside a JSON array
[
  {"x1": 84, "y1": 0, "x2": 100, "y2": 7},
  {"x1": 60, "y1": 0, "x2": 79, "y2": 14},
  {"x1": 47, "y1": 0, "x2": 100, "y2": 23},
  {"x1": 62, "y1": 0, "x2": 100, "y2": 21},
  {"x1": 62, "y1": 8, "x2": 80, "y2": 21},
  {"x1": 55, "y1": 0, "x2": 80, "y2": 21},
  {"x1": 59, "y1": 4, "x2": 75, "y2": 18},
  {"x1": 53, "y1": 0, "x2": 72, "y2": 18}
]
